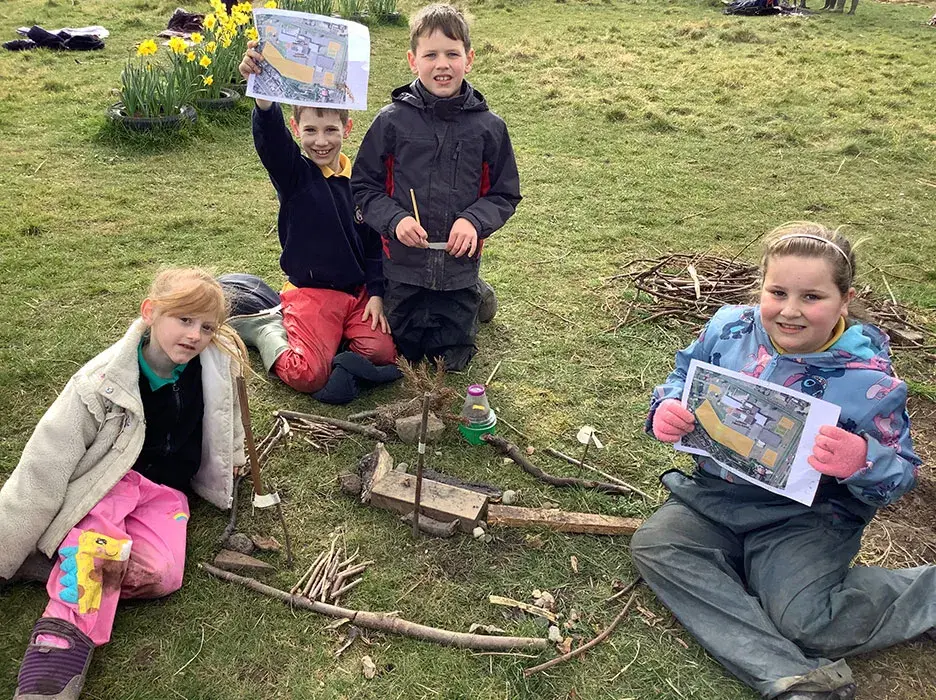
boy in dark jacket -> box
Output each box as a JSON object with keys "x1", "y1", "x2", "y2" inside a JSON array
[
  {"x1": 351, "y1": 3, "x2": 521, "y2": 370},
  {"x1": 233, "y1": 45, "x2": 397, "y2": 401}
]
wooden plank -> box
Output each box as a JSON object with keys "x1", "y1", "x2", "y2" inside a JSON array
[
  {"x1": 487, "y1": 505, "x2": 642, "y2": 535},
  {"x1": 370, "y1": 471, "x2": 488, "y2": 533}
]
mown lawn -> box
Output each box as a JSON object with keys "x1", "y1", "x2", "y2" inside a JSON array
[{"x1": 1, "y1": 0, "x2": 935, "y2": 698}]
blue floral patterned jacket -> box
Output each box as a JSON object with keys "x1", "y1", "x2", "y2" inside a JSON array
[{"x1": 648, "y1": 305, "x2": 920, "y2": 509}]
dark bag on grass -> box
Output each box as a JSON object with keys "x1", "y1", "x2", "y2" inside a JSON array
[
  {"x1": 724, "y1": 0, "x2": 780, "y2": 15},
  {"x1": 218, "y1": 274, "x2": 281, "y2": 317}
]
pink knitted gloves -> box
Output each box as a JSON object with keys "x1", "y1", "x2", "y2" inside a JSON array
[
  {"x1": 652, "y1": 399, "x2": 696, "y2": 443},
  {"x1": 808, "y1": 425, "x2": 869, "y2": 479}
]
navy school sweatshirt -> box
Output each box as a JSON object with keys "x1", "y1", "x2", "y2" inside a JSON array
[{"x1": 252, "y1": 105, "x2": 384, "y2": 298}]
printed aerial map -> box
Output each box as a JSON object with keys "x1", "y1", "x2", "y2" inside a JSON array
[
  {"x1": 248, "y1": 10, "x2": 370, "y2": 110},
  {"x1": 682, "y1": 364, "x2": 810, "y2": 489}
]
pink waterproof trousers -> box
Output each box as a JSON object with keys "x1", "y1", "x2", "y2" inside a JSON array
[{"x1": 42, "y1": 470, "x2": 189, "y2": 646}]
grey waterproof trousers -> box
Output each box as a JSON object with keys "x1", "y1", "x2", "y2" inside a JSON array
[{"x1": 630, "y1": 470, "x2": 936, "y2": 698}]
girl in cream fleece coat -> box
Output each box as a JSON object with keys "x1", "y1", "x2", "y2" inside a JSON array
[{"x1": 0, "y1": 268, "x2": 246, "y2": 700}]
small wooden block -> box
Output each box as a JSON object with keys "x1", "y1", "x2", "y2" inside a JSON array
[
  {"x1": 213, "y1": 549, "x2": 276, "y2": 573},
  {"x1": 487, "y1": 504, "x2": 642, "y2": 535},
  {"x1": 370, "y1": 471, "x2": 488, "y2": 533}
]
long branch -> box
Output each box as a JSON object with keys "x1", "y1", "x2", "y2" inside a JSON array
[
  {"x1": 482, "y1": 435, "x2": 632, "y2": 496},
  {"x1": 200, "y1": 564, "x2": 547, "y2": 652},
  {"x1": 523, "y1": 580, "x2": 641, "y2": 676},
  {"x1": 543, "y1": 448, "x2": 652, "y2": 500}
]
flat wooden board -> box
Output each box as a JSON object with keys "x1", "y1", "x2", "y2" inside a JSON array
[
  {"x1": 370, "y1": 471, "x2": 488, "y2": 533},
  {"x1": 487, "y1": 505, "x2": 642, "y2": 535}
]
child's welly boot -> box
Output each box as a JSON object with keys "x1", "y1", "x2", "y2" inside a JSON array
[
  {"x1": 227, "y1": 310, "x2": 290, "y2": 372},
  {"x1": 15, "y1": 618, "x2": 94, "y2": 699}
]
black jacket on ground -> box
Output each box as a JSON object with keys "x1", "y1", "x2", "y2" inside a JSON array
[
  {"x1": 253, "y1": 105, "x2": 384, "y2": 298},
  {"x1": 351, "y1": 80, "x2": 521, "y2": 291}
]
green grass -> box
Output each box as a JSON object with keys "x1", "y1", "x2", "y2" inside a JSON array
[{"x1": 2, "y1": 0, "x2": 936, "y2": 698}]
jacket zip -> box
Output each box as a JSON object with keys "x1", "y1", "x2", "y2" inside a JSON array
[{"x1": 451, "y1": 141, "x2": 462, "y2": 189}]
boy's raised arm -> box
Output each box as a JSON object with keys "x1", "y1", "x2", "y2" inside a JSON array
[
  {"x1": 351, "y1": 114, "x2": 412, "y2": 238},
  {"x1": 456, "y1": 123, "x2": 522, "y2": 239}
]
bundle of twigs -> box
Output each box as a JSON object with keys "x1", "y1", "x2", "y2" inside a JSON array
[
  {"x1": 605, "y1": 254, "x2": 935, "y2": 352},
  {"x1": 349, "y1": 358, "x2": 460, "y2": 430},
  {"x1": 603, "y1": 253, "x2": 760, "y2": 332},
  {"x1": 290, "y1": 535, "x2": 372, "y2": 605}
]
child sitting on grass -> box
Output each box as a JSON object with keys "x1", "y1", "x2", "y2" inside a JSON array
[
  {"x1": 0, "y1": 268, "x2": 247, "y2": 700},
  {"x1": 632, "y1": 223, "x2": 929, "y2": 700}
]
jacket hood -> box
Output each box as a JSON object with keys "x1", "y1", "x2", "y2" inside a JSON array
[{"x1": 391, "y1": 79, "x2": 489, "y2": 118}]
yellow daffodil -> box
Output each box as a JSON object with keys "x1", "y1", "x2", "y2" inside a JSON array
[
  {"x1": 233, "y1": 11, "x2": 249, "y2": 26},
  {"x1": 206, "y1": 41, "x2": 217, "y2": 54},
  {"x1": 246, "y1": 27, "x2": 259, "y2": 42},
  {"x1": 136, "y1": 39, "x2": 158, "y2": 57},
  {"x1": 190, "y1": 32, "x2": 203, "y2": 44},
  {"x1": 222, "y1": 35, "x2": 234, "y2": 48},
  {"x1": 186, "y1": 51, "x2": 196, "y2": 62},
  {"x1": 264, "y1": 0, "x2": 278, "y2": 8},
  {"x1": 203, "y1": 75, "x2": 214, "y2": 86},
  {"x1": 204, "y1": 14, "x2": 217, "y2": 30},
  {"x1": 236, "y1": 2, "x2": 252, "y2": 13},
  {"x1": 167, "y1": 36, "x2": 187, "y2": 54},
  {"x1": 199, "y1": 55, "x2": 212, "y2": 68}
]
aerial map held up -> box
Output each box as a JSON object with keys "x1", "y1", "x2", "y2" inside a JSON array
[
  {"x1": 676, "y1": 360, "x2": 840, "y2": 505},
  {"x1": 248, "y1": 9, "x2": 369, "y2": 111}
]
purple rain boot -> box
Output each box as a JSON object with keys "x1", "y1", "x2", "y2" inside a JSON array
[{"x1": 15, "y1": 618, "x2": 94, "y2": 699}]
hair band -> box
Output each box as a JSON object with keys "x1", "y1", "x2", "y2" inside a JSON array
[{"x1": 776, "y1": 233, "x2": 852, "y2": 273}]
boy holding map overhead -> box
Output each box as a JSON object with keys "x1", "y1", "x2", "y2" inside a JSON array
[
  {"x1": 351, "y1": 3, "x2": 521, "y2": 370},
  {"x1": 233, "y1": 39, "x2": 399, "y2": 402}
]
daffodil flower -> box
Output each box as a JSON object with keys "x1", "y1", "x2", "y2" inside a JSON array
[
  {"x1": 264, "y1": 0, "x2": 278, "y2": 8},
  {"x1": 246, "y1": 27, "x2": 259, "y2": 42},
  {"x1": 204, "y1": 14, "x2": 217, "y2": 30},
  {"x1": 191, "y1": 32, "x2": 204, "y2": 44},
  {"x1": 187, "y1": 51, "x2": 196, "y2": 62},
  {"x1": 200, "y1": 55, "x2": 212, "y2": 68},
  {"x1": 167, "y1": 36, "x2": 187, "y2": 54},
  {"x1": 136, "y1": 39, "x2": 158, "y2": 57},
  {"x1": 203, "y1": 75, "x2": 214, "y2": 86},
  {"x1": 206, "y1": 41, "x2": 217, "y2": 54}
]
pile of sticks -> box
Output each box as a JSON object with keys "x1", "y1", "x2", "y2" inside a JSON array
[
  {"x1": 605, "y1": 254, "x2": 935, "y2": 352},
  {"x1": 604, "y1": 253, "x2": 759, "y2": 332},
  {"x1": 290, "y1": 536, "x2": 372, "y2": 605}
]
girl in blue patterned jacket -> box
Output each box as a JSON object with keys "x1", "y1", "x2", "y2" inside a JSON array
[{"x1": 631, "y1": 223, "x2": 928, "y2": 700}]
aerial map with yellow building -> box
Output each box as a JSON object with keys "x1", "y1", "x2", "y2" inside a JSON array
[
  {"x1": 247, "y1": 10, "x2": 370, "y2": 111},
  {"x1": 681, "y1": 365, "x2": 810, "y2": 489}
]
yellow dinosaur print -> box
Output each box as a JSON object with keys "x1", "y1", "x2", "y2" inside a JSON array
[{"x1": 58, "y1": 531, "x2": 132, "y2": 614}]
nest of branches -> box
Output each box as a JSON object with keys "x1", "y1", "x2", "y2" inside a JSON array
[
  {"x1": 604, "y1": 253, "x2": 935, "y2": 352},
  {"x1": 349, "y1": 358, "x2": 460, "y2": 430}
]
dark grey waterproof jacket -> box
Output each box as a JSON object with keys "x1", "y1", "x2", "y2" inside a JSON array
[{"x1": 351, "y1": 80, "x2": 521, "y2": 291}]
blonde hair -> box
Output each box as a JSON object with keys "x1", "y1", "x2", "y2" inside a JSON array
[
  {"x1": 410, "y1": 3, "x2": 470, "y2": 52},
  {"x1": 146, "y1": 268, "x2": 248, "y2": 374},
  {"x1": 761, "y1": 221, "x2": 857, "y2": 296}
]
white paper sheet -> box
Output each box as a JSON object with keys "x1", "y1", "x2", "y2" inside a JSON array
[
  {"x1": 247, "y1": 9, "x2": 369, "y2": 111},
  {"x1": 675, "y1": 360, "x2": 841, "y2": 506}
]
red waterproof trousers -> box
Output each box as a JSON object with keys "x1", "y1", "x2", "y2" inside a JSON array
[{"x1": 274, "y1": 286, "x2": 396, "y2": 393}]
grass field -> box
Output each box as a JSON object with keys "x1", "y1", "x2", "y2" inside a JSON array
[{"x1": 1, "y1": 0, "x2": 935, "y2": 697}]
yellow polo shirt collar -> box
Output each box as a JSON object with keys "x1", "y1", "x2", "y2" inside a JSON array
[{"x1": 318, "y1": 152, "x2": 351, "y2": 179}]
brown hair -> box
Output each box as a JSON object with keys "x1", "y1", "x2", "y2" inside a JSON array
[
  {"x1": 291, "y1": 105, "x2": 350, "y2": 126},
  {"x1": 146, "y1": 268, "x2": 248, "y2": 372},
  {"x1": 410, "y1": 3, "x2": 470, "y2": 53},
  {"x1": 761, "y1": 221, "x2": 856, "y2": 296}
]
